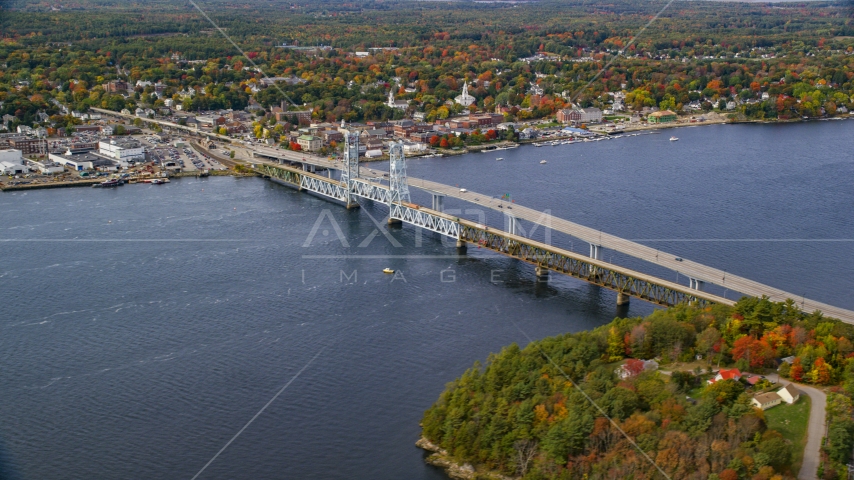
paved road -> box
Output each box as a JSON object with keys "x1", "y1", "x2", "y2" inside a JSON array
[
  {"x1": 772, "y1": 380, "x2": 827, "y2": 480},
  {"x1": 247, "y1": 143, "x2": 854, "y2": 323}
]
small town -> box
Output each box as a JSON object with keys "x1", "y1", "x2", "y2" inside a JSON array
[
  {"x1": 0, "y1": 76, "x2": 745, "y2": 190},
  {"x1": 5, "y1": 1, "x2": 854, "y2": 480}
]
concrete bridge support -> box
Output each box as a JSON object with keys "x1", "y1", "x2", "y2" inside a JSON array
[
  {"x1": 456, "y1": 239, "x2": 467, "y2": 252},
  {"x1": 688, "y1": 278, "x2": 705, "y2": 291},
  {"x1": 535, "y1": 266, "x2": 549, "y2": 282},
  {"x1": 431, "y1": 194, "x2": 444, "y2": 212},
  {"x1": 589, "y1": 243, "x2": 603, "y2": 260},
  {"x1": 505, "y1": 214, "x2": 519, "y2": 236},
  {"x1": 617, "y1": 292, "x2": 631, "y2": 305}
]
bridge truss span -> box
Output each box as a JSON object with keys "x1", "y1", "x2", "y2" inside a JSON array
[
  {"x1": 390, "y1": 204, "x2": 460, "y2": 238},
  {"x1": 458, "y1": 224, "x2": 732, "y2": 308},
  {"x1": 350, "y1": 178, "x2": 392, "y2": 204}
]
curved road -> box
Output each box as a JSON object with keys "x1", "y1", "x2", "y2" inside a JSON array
[{"x1": 775, "y1": 380, "x2": 826, "y2": 480}]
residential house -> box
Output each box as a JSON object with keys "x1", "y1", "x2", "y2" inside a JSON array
[
  {"x1": 777, "y1": 384, "x2": 801, "y2": 404},
  {"x1": 751, "y1": 392, "x2": 782, "y2": 410},
  {"x1": 615, "y1": 359, "x2": 660, "y2": 380},
  {"x1": 707, "y1": 368, "x2": 741, "y2": 385}
]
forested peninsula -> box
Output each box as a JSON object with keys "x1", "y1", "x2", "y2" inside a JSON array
[{"x1": 421, "y1": 298, "x2": 854, "y2": 480}]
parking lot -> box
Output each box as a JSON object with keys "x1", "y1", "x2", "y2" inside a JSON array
[{"x1": 138, "y1": 135, "x2": 226, "y2": 172}]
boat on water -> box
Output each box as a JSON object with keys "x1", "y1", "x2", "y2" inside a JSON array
[
  {"x1": 92, "y1": 178, "x2": 123, "y2": 188},
  {"x1": 670, "y1": 136, "x2": 679, "y2": 141},
  {"x1": 150, "y1": 178, "x2": 167, "y2": 184},
  {"x1": 382, "y1": 268, "x2": 395, "y2": 274},
  {"x1": 496, "y1": 157, "x2": 503, "y2": 161},
  {"x1": 539, "y1": 160, "x2": 548, "y2": 164}
]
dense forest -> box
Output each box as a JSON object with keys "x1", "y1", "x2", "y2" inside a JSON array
[
  {"x1": 4, "y1": 0, "x2": 854, "y2": 131},
  {"x1": 422, "y1": 298, "x2": 854, "y2": 479}
]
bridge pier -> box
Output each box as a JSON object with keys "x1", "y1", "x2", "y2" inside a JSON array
[
  {"x1": 688, "y1": 278, "x2": 705, "y2": 291},
  {"x1": 505, "y1": 214, "x2": 518, "y2": 236},
  {"x1": 456, "y1": 239, "x2": 467, "y2": 252},
  {"x1": 388, "y1": 217, "x2": 402, "y2": 225},
  {"x1": 431, "y1": 194, "x2": 444, "y2": 212},
  {"x1": 535, "y1": 266, "x2": 549, "y2": 282},
  {"x1": 617, "y1": 292, "x2": 630, "y2": 306},
  {"x1": 589, "y1": 244, "x2": 603, "y2": 260}
]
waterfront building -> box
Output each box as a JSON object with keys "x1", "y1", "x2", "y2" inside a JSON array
[
  {"x1": 28, "y1": 159, "x2": 64, "y2": 174},
  {"x1": 98, "y1": 138, "x2": 145, "y2": 164},
  {"x1": 49, "y1": 152, "x2": 119, "y2": 171},
  {"x1": 557, "y1": 107, "x2": 603, "y2": 125},
  {"x1": 0, "y1": 148, "x2": 23, "y2": 164},
  {"x1": 648, "y1": 110, "x2": 678, "y2": 123}
]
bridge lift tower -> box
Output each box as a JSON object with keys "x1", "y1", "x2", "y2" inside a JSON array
[
  {"x1": 387, "y1": 142, "x2": 409, "y2": 225},
  {"x1": 341, "y1": 131, "x2": 360, "y2": 209}
]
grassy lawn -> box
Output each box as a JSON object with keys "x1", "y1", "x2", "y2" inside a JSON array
[{"x1": 764, "y1": 395, "x2": 811, "y2": 475}]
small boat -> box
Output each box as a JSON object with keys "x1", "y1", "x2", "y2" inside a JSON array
[
  {"x1": 496, "y1": 157, "x2": 503, "y2": 161},
  {"x1": 539, "y1": 160, "x2": 547, "y2": 164},
  {"x1": 150, "y1": 178, "x2": 166, "y2": 184},
  {"x1": 670, "y1": 136, "x2": 679, "y2": 141},
  {"x1": 382, "y1": 268, "x2": 395, "y2": 274}
]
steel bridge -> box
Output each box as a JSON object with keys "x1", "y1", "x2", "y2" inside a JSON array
[
  {"x1": 81, "y1": 109, "x2": 854, "y2": 319},
  {"x1": 253, "y1": 135, "x2": 735, "y2": 309},
  {"x1": 247, "y1": 136, "x2": 854, "y2": 323}
]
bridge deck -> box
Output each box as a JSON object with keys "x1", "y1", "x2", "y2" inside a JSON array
[
  {"x1": 246, "y1": 145, "x2": 854, "y2": 323},
  {"x1": 77, "y1": 109, "x2": 852, "y2": 322},
  {"x1": 404, "y1": 176, "x2": 854, "y2": 323}
]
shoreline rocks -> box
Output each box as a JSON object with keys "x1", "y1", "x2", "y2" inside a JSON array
[{"x1": 416, "y1": 437, "x2": 514, "y2": 480}]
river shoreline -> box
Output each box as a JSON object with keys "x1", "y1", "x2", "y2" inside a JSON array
[{"x1": 416, "y1": 437, "x2": 513, "y2": 480}]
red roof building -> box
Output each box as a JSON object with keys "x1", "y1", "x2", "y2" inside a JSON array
[{"x1": 707, "y1": 368, "x2": 741, "y2": 384}]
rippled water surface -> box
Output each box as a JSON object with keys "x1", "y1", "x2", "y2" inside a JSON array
[{"x1": 1, "y1": 121, "x2": 852, "y2": 479}]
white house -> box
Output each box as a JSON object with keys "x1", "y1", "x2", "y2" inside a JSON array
[
  {"x1": 777, "y1": 384, "x2": 801, "y2": 404},
  {"x1": 751, "y1": 392, "x2": 782, "y2": 410}
]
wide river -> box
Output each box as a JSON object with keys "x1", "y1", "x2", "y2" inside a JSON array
[{"x1": 1, "y1": 121, "x2": 852, "y2": 479}]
